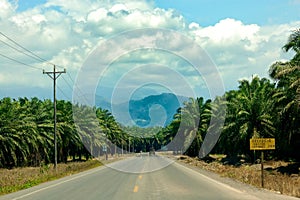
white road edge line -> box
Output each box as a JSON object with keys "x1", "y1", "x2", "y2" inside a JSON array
[
  {"x1": 12, "y1": 166, "x2": 106, "y2": 200},
  {"x1": 174, "y1": 161, "x2": 243, "y2": 194}
]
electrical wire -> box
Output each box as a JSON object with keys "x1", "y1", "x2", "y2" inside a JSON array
[
  {"x1": 0, "y1": 31, "x2": 52, "y2": 65},
  {"x1": 0, "y1": 32, "x2": 92, "y2": 103},
  {"x1": 0, "y1": 32, "x2": 76, "y2": 88},
  {"x1": 61, "y1": 76, "x2": 74, "y2": 91},
  {"x1": 57, "y1": 85, "x2": 71, "y2": 100},
  {"x1": 0, "y1": 52, "x2": 42, "y2": 70},
  {"x1": 63, "y1": 72, "x2": 91, "y2": 105},
  {"x1": 0, "y1": 39, "x2": 45, "y2": 63},
  {"x1": 66, "y1": 72, "x2": 76, "y2": 84}
]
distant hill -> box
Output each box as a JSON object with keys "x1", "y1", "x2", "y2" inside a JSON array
[{"x1": 96, "y1": 93, "x2": 188, "y2": 127}]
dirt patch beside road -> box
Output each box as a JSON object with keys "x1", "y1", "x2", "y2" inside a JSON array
[{"x1": 176, "y1": 155, "x2": 300, "y2": 198}]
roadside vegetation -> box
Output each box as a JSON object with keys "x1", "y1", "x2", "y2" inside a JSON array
[
  {"x1": 0, "y1": 28, "x2": 299, "y2": 195},
  {"x1": 177, "y1": 155, "x2": 300, "y2": 198},
  {"x1": 0, "y1": 159, "x2": 101, "y2": 195},
  {"x1": 161, "y1": 29, "x2": 300, "y2": 163}
]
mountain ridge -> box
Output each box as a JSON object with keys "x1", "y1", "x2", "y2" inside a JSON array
[{"x1": 96, "y1": 93, "x2": 189, "y2": 127}]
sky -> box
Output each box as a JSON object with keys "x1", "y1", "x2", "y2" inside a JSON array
[{"x1": 0, "y1": 0, "x2": 300, "y2": 104}]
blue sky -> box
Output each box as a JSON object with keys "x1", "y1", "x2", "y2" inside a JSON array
[
  {"x1": 16, "y1": 0, "x2": 300, "y2": 25},
  {"x1": 155, "y1": 0, "x2": 300, "y2": 25},
  {"x1": 16, "y1": 0, "x2": 46, "y2": 11},
  {"x1": 0, "y1": 0, "x2": 300, "y2": 103}
]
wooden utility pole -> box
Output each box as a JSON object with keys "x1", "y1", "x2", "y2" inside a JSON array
[
  {"x1": 43, "y1": 65, "x2": 66, "y2": 170},
  {"x1": 261, "y1": 151, "x2": 264, "y2": 188}
]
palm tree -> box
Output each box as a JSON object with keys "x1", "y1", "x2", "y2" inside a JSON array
[
  {"x1": 185, "y1": 98, "x2": 212, "y2": 157},
  {"x1": 96, "y1": 108, "x2": 114, "y2": 155},
  {"x1": 18, "y1": 97, "x2": 51, "y2": 166},
  {"x1": 268, "y1": 29, "x2": 300, "y2": 159},
  {"x1": 56, "y1": 100, "x2": 82, "y2": 162},
  {"x1": 167, "y1": 97, "x2": 211, "y2": 157},
  {"x1": 283, "y1": 28, "x2": 300, "y2": 65},
  {"x1": 199, "y1": 95, "x2": 226, "y2": 158},
  {"x1": 0, "y1": 98, "x2": 40, "y2": 167},
  {"x1": 73, "y1": 105, "x2": 101, "y2": 159},
  {"x1": 222, "y1": 77, "x2": 275, "y2": 161},
  {"x1": 269, "y1": 62, "x2": 300, "y2": 105}
]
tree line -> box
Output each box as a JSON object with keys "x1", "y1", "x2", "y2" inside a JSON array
[
  {"x1": 0, "y1": 98, "x2": 129, "y2": 168},
  {"x1": 141, "y1": 28, "x2": 300, "y2": 161},
  {"x1": 160, "y1": 28, "x2": 300, "y2": 161},
  {"x1": 1, "y1": 29, "x2": 299, "y2": 168}
]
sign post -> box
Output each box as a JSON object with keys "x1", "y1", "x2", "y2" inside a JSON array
[
  {"x1": 103, "y1": 145, "x2": 108, "y2": 160},
  {"x1": 250, "y1": 138, "x2": 275, "y2": 188},
  {"x1": 261, "y1": 151, "x2": 264, "y2": 188}
]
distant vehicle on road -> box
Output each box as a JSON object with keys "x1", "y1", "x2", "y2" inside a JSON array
[{"x1": 149, "y1": 147, "x2": 155, "y2": 156}]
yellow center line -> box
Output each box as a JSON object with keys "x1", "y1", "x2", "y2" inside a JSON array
[
  {"x1": 133, "y1": 185, "x2": 139, "y2": 193},
  {"x1": 133, "y1": 175, "x2": 143, "y2": 193}
]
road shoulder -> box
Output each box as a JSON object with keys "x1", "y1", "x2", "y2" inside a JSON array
[{"x1": 173, "y1": 156, "x2": 299, "y2": 200}]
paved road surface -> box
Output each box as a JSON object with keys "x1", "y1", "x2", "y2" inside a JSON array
[{"x1": 0, "y1": 155, "x2": 298, "y2": 200}]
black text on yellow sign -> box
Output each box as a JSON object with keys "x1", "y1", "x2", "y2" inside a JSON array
[{"x1": 250, "y1": 138, "x2": 275, "y2": 150}]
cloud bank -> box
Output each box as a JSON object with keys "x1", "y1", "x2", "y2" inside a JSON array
[{"x1": 0, "y1": 0, "x2": 299, "y2": 100}]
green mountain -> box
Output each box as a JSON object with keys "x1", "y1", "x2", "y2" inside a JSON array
[{"x1": 96, "y1": 93, "x2": 188, "y2": 127}]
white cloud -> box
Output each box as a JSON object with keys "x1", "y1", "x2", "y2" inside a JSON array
[
  {"x1": 190, "y1": 18, "x2": 262, "y2": 50},
  {"x1": 0, "y1": 0, "x2": 299, "y2": 100},
  {"x1": 187, "y1": 18, "x2": 300, "y2": 91},
  {"x1": 109, "y1": 3, "x2": 128, "y2": 13},
  {"x1": 0, "y1": 0, "x2": 16, "y2": 18},
  {"x1": 87, "y1": 8, "x2": 107, "y2": 22}
]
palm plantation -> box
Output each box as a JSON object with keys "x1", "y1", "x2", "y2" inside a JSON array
[
  {"x1": 219, "y1": 77, "x2": 275, "y2": 159},
  {"x1": 1, "y1": 29, "x2": 300, "y2": 168}
]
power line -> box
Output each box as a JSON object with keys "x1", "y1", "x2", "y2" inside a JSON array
[
  {"x1": 0, "y1": 52, "x2": 42, "y2": 70},
  {"x1": 0, "y1": 39, "x2": 45, "y2": 63},
  {"x1": 57, "y1": 85, "x2": 71, "y2": 100},
  {"x1": 58, "y1": 73, "x2": 84, "y2": 102},
  {"x1": 63, "y1": 72, "x2": 91, "y2": 105},
  {"x1": 1, "y1": 50, "x2": 89, "y2": 103},
  {"x1": 0, "y1": 32, "x2": 92, "y2": 105},
  {"x1": 61, "y1": 76, "x2": 74, "y2": 91},
  {"x1": 0, "y1": 31, "x2": 52, "y2": 65},
  {"x1": 53, "y1": 64, "x2": 65, "y2": 70},
  {"x1": 66, "y1": 72, "x2": 76, "y2": 83}
]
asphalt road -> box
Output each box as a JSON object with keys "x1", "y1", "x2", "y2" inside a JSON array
[{"x1": 0, "y1": 155, "x2": 298, "y2": 200}]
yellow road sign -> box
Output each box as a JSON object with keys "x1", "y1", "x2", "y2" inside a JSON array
[{"x1": 250, "y1": 138, "x2": 275, "y2": 150}]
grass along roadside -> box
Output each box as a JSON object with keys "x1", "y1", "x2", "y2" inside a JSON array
[
  {"x1": 0, "y1": 159, "x2": 102, "y2": 195},
  {"x1": 177, "y1": 155, "x2": 300, "y2": 198}
]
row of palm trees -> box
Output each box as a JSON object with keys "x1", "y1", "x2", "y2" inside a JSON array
[
  {"x1": 0, "y1": 97, "x2": 130, "y2": 168},
  {"x1": 1, "y1": 29, "x2": 299, "y2": 168},
  {"x1": 159, "y1": 29, "x2": 300, "y2": 161},
  {"x1": 0, "y1": 95, "x2": 169, "y2": 168},
  {"x1": 0, "y1": 97, "x2": 53, "y2": 167}
]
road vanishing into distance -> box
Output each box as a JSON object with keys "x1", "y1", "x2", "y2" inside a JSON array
[{"x1": 0, "y1": 155, "x2": 298, "y2": 200}]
